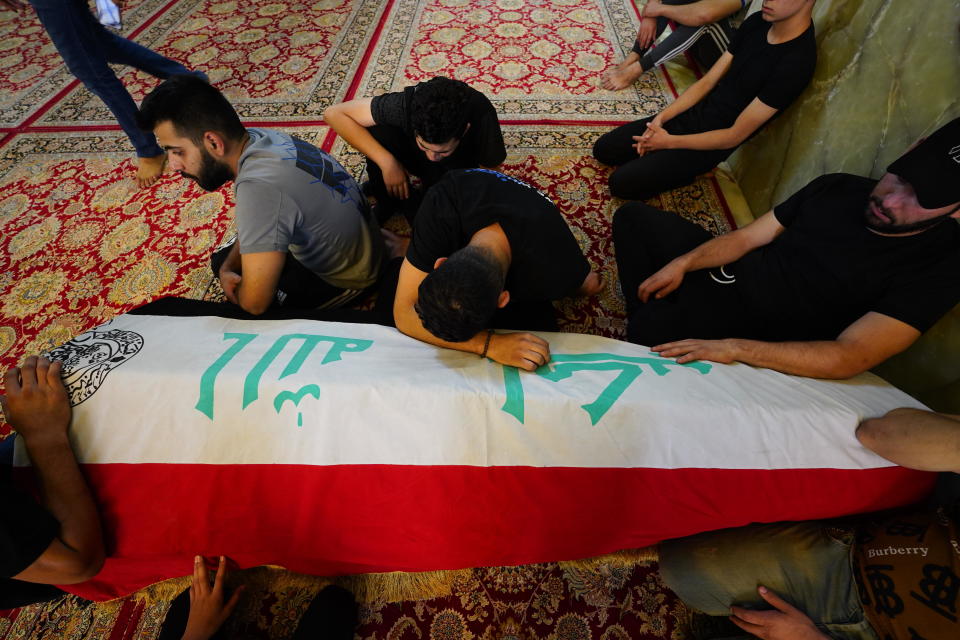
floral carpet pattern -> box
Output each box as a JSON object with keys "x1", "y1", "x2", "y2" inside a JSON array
[
  {"x1": 0, "y1": 0, "x2": 735, "y2": 637},
  {"x1": 0, "y1": 555, "x2": 699, "y2": 639}
]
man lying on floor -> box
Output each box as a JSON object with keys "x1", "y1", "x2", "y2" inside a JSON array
[
  {"x1": 393, "y1": 169, "x2": 601, "y2": 371},
  {"x1": 659, "y1": 408, "x2": 960, "y2": 640},
  {"x1": 0, "y1": 357, "x2": 104, "y2": 609},
  {"x1": 612, "y1": 116, "x2": 960, "y2": 379},
  {"x1": 324, "y1": 76, "x2": 506, "y2": 223},
  {"x1": 593, "y1": 0, "x2": 816, "y2": 200},
  {"x1": 137, "y1": 75, "x2": 397, "y2": 317}
]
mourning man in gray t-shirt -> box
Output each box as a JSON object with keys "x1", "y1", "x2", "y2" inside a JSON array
[{"x1": 137, "y1": 75, "x2": 383, "y2": 315}]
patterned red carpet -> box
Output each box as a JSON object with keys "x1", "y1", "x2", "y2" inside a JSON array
[{"x1": 0, "y1": 0, "x2": 734, "y2": 637}]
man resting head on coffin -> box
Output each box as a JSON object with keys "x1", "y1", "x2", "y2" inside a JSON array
[{"x1": 393, "y1": 169, "x2": 601, "y2": 371}]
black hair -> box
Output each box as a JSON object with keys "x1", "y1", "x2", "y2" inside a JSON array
[
  {"x1": 135, "y1": 75, "x2": 246, "y2": 145},
  {"x1": 409, "y1": 76, "x2": 472, "y2": 144},
  {"x1": 415, "y1": 246, "x2": 505, "y2": 343}
]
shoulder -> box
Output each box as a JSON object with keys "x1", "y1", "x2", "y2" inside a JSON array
[
  {"x1": 370, "y1": 89, "x2": 410, "y2": 125},
  {"x1": 465, "y1": 85, "x2": 496, "y2": 111}
]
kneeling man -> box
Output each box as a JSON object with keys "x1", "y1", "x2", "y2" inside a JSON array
[
  {"x1": 613, "y1": 117, "x2": 960, "y2": 378},
  {"x1": 393, "y1": 169, "x2": 601, "y2": 371},
  {"x1": 137, "y1": 75, "x2": 383, "y2": 316},
  {"x1": 324, "y1": 76, "x2": 506, "y2": 221}
]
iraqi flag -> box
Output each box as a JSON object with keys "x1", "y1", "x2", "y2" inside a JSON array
[{"x1": 13, "y1": 312, "x2": 934, "y2": 601}]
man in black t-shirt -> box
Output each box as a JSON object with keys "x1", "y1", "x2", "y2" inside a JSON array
[
  {"x1": 612, "y1": 117, "x2": 960, "y2": 379},
  {"x1": 0, "y1": 356, "x2": 104, "y2": 608},
  {"x1": 324, "y1": 77, "x2": 506, "y2": 222},
  {"x1": 593, "y1": 0, "x2": 816, "y2": 200},
  {"x1": 393, "y1": 169, "x2": 601, "y2": 371}
]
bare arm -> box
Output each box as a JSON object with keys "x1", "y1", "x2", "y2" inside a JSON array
[
  {"x1": 323, "y1": 98, "x2": 410, "y2": 199},
  {"x1": 638, "y1": 210, "x2": 784, "y2": 302},
  {"x1": 392, "y1": 259, "x2": 551, "y2": 371},
  {"x1": 659, "y1": 51, "x2": 733, "y2": 123},
  {"x1": 641, "y1": 97, "x2": 778, "y2": 153},
  {"x1": 232, "y1": 250, "x2": 286, "y2": 316},
  {"x1": 644, "y1": 0, "x2": 743, "y2": 27},
  {"x1": 3, "y1": 357, "x2": 104, "y2": 584},
  {"x1": 857, "y1": 409, "x2": 960, "y2": 473},
  {"x1": 653, "y1": 312, "x2": 922, "y2": 379}
]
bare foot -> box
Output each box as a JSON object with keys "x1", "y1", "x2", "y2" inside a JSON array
[
  {"x1": 600, "y1": 57, "x2": 644, "y2": 91},
  {"x1": 381, "y1": 228, "x2": 409, "y2": 259},
  {"x1": 577, "y1": 271, "x2": 603, "y2": 297},
  {"x1": 136, "y1": 154, "x2": 166, "y2": 189}
]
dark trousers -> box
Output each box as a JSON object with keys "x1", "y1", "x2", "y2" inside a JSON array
[
  {"x1": 210, "y1": 244, "x2": 369, "y2": 312},
  {"x1": 612, "y1": 203, "x2": 752, "y2": 346},
  {"x1": 593, "y1": 115, "x2": 732, "y2": 200},
  {"x1": 30, "y1": 0, "x2": 195, "y2": 157}
]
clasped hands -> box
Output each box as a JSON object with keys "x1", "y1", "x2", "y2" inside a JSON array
[{"x1": 633, "y1": 117, "x2": 672, "y2": 156}]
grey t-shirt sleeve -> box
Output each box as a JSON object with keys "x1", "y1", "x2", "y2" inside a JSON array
[{"x1": 235, "y1": 181, "x2": 296, "y2": 254}]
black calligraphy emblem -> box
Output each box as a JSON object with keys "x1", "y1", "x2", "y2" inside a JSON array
[
  {"x1": 866, "y1": 564, "x2": 904, "y2": 618},
  {"x1": 910, "y1": 564, "x2": 959, "y2": 622}
]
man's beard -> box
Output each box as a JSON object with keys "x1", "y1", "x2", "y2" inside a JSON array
[
  {"x1": 180, "y1": 148, "x2": 232, "y2": 192},
  {"x1": 864, "y1": 196, "x2": 952, "y2": 235}
]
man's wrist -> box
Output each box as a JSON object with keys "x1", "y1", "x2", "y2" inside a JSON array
[
  {"x1": 20, "y1": 431, "x2": 72, "y2": 453},
  {"x1": 724, "y1": 338, "x2": 747, "y2": 362}
]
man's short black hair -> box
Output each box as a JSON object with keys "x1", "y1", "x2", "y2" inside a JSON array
[
  {"x1": 410, "y1": 76, "x2": 472, "y2": 144},
  {"x1": 415, "y1": 246, "x2": 505, "y2": 343},
  {"x1": 135, "y1": 75, "x2": 246, "y2": 145}
]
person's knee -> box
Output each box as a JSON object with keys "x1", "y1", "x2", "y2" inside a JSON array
[
  {"x1": 608, "y1": 166, "x2": 651, "y2": 200},
  {"x1": 591, "y1": 133, "x2": 616, "y2": 165}
]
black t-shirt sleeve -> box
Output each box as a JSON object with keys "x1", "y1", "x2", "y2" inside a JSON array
[
  {"x1": 406, "y1": 184, "x2": 462, "y2": 273},
  {"x1": 773, "y1": 174, "x2": 844, "y2": 227},
  {"x1": 369, "y1": 91, "x2": 408, "y2": 129},
  {"x1": 470, "y1": 94, "x2": 506, "y2": 167},
  {"x1": 874, "y1": 272, "x2": 960, "y2": 333},
  {"x1": 756, "y1": 44, "x2": 816, "y2": 110},
  {"x1": 2, "y1": 484, "x2": 59, "y2": 578}
]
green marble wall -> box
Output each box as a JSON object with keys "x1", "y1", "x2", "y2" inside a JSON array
[{"x1": 730, "y1": 0, "x2": 960, "y2": 411}]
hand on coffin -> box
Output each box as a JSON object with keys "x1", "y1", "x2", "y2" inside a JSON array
[
  {"x1": 1, "y1": 356, "x2": 71, "y2": 445},
  {"x1": 487, "y1": 332, "x2": 551, "y2": 372},
  {"x1": 652, "y1": 338, "x2": 737, "y2": 365},
  {"x1": 182, "y1": 555, "x2": 244, "y2": 640},
  {"x1": 729, "y1": 585, "x2": 830, "y2": 640},
  {"x1": 219, "y1": 270, "x2": 242, "y2": 305},
  {"x1": 637, "y1": 258, "x2": 686, "y2": 302}
]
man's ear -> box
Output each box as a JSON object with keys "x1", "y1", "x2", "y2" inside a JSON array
[
  {"x1": 433, "y1": 257, "x2": 447, "y2": 270},
  {"x1": 497, "y1": 290, "x2": 510, "y2": 308},
  {"x1": 203, "y1": 131, "x2": 228, "y2": 158}
]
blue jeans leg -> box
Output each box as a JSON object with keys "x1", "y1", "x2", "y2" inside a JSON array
[{"x1": 30, "y1": 0, "x2": 190, "y2": 157}]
